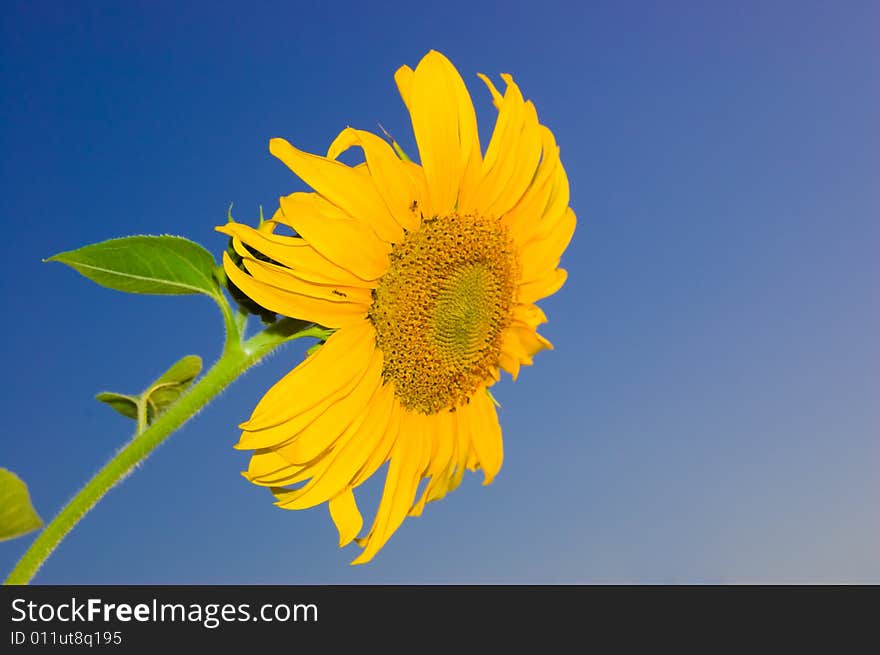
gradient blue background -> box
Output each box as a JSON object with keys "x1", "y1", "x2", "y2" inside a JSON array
[{"x1": 1, "y1": 1, "x2": 877, "y2": 583}]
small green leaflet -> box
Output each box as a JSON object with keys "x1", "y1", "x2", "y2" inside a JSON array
[
  {"x1": 143, "y1": 355, "x2": 202, "y2": 421},
  {"x1": 47, "y1": 235, "x2": 219, "y2": 296},
  {"x1": 0, "y1": 468, "x2": 43, "y2": 542},
  {"x1": 94, "y1": 392, "x2": 139, "y2": 420},
  {"x1": 96, "y1": 355, "x2": 203, "y2": 426}
]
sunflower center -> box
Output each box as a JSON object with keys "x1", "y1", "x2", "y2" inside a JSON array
[{"x1": 368, "y1": 212, "x2": 517, "y2": 415}]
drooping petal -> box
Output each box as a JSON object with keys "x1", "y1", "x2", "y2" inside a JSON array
[
  {"x1": 350, "y1": 396, "x2": 404, "y2": 488},
  {"x1": 238, "y1": 321, "x2": 375, "y2": 436},
  {"x1": 236, "y1": 378, "x2": 360, "y2": 451},
  {"x1": 409, "y1": 409, "x2": 455, "y2": 516},
  {"x1": 239, "y1": 255, "x2": 373, "y2": 308},
  {"x1": 222, "y1": 252, "x2": 368, "y2": 328},
  {"x1": 462, "y1": 389, "x2": 504, "y2": 485},
  {"x1": 451, "y1": 401, "x2": 479, "y2": 478},
  {"x1": 352, "y1": 410, "x2": 429, "y2": 564},
  {"x1": 424, "y1": 420, "x2": 461, "y2": 504},
  {"x1": 272, "y1": 346, "x2": 384, "y2": 465},
  {"x1": 270, "y1": 383, "x2": 397, "y2": 509},
  {"x1": 328, "y1": 490, "x2": 363, "y2": 547},
  {"x1": 216, "y1": 222, "x2": 375, "y2": 287},
  {"x1": 244, "y1": 450, "x2": 307, "y2": 486}
]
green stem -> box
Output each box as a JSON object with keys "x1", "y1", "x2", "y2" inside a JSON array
[
  {"x1": 135, "y1": 397, "x2": 148, "y2": 435},
  {"x1": 3, "y1": 315, "x2": 318, "y2": 585}
]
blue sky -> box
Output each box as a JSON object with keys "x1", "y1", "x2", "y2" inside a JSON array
[{"x1": 1, "y1": 1, "x2": 877, "y2": 583}]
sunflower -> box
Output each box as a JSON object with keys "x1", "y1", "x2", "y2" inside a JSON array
[{"x1": 217, "y1": 50, "x2": 575, "y2": 564}]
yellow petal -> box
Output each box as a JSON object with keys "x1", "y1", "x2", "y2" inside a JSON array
[
  {"x1": 425, "y1": 410, "x2": 455, "y2": 478},
  {"x1": 476, "y1": 72, "x2": 503, "y2": 108},
  {"x1": 222, "y1": 252, "x2": 368, "y2": 328},
  {"x1": 465, "y1": 389, "x2": 504, "y2": 485},
  {"x1": 423, "y1": 454, "x2": 458, "y2": 503},
  {"x1": 277, "y1": 192, "x2": 391, "y2": 281},
  {"x1": 409, "y1": 409, "x2": 455, "y2": 517},
  {"x1": 519, "y1": 206, "x2": 576, "y2": 282},
  {"x1": 327, "y1": 127, "x2": 421, "y2": 232},
  {"x1": 328, "y1": 490, "x2": 363, "y2": 547},
  {"x1": 503, "y1": 126, "x2": 561, "y2": 245},
  {"x1": 273, "y1": 346, "x2": 383, "y2": 465},
  {"x1": 485, "y1": 101, "x2": 543, "y2": 217},
  {"x1": 240, "y1": 255, "x2": 373, "y2": 307},
  {"x1": 501, "y1": 325, "x2": 553, "y2": 368},
  {"x1": 462, "y1": 74, "x2": 542, "y2": 218},
  {"x1": 244, "y1": 450, "x2": 306, "y2": 485},
  {"x1": 479, "y1": 75, "x2": 522, "y2": 174},
  {"x1": 512, "y1": 303, "x2": 549, "y2": 329},
  {"x1": 518, "y1": 267, "x2": 568, "y2": 304},
  {"x1": 401, "y1": 161, "x2": 429, "y2": 209},
  {"x1": 423, "y1": 428, "x2": 459, "y2": 505},
  {"x1": 271, "y1": 383, "x2": 396, "y2": 508},
  {"x1": 402, "y1": 50, "x2": 481, "y2": 217},
  {"x1": 253, "y1": 467, "x2": 312, "y2": 487},
  {"x1": 216, "y1": 222, "x2": 374, "y2": 287},
  {"x1": 269, "y1": 137, "x2": 402, "y2": 243},
  {"x1": 253, "y1": 452, "x2": 328, "y2": 488},
  {"x1": 444, "y1": 409, "x2": 472, "y2": 493},
  {"x1": 239, "y1": 321, "x2": 375, "y2": 435},
  {"x1": 351, "y1": 411, "x2": 429, "y2": 564},
  {"x1": 394, "y1": 65, "x2": 415, "y2": 111},
  {"x1": 350, "y1": 396, "x2": 403, "y2": 488},
  {"x1": 236, "y1": 381, "x2": 358, "y2": 451},
  {"x1": 498, "y1": 351, "x2": 521, "y2": 381},
  {"x1": 538, "y1": 159, "x2": 571, "y2": 240},
  {"x1": 507, "y1": 152, "x2": 571, "y2": 250}
]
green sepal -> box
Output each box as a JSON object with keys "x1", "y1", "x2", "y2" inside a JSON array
[
  {"x1": 303, "y1": 328, "x2": 336, "y2": 358},
  {"x1": 46, "y1": 235, "x2": 220, "y2": 297},
  {"x1": 378, "y1": 123, "x2": 413, "y2": 162},
  {"x1": 223, "y1": 221, "x2": 278, "y2": 324},
  {"x1": 486, "y1": 388, "x2": 501, "y2": 408},
  {"x1": 0, "y1": 468, "x2": 43, "y2": 542}
]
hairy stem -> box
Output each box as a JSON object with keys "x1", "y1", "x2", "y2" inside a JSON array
[{"x1": 4, "y1": 316, "x2": 317, "y2": 585}]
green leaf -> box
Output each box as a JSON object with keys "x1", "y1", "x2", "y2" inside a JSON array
[
  {"x1": 145, "y1": 355, "x2": 202, "y2": 414},
  {"x1": 151, "y1": 354, "x2": 202, "y2": 388},
  {"x1": 46, "y1": 235, "x2": 219, "y2": 296},
  {"x1": 95, "y1": 392, "x2": 139, "y2": 420},
  {"x1": 0, "y1": 468, "x2": 43, "y2": 541}
]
